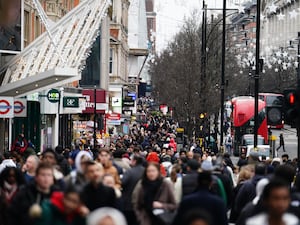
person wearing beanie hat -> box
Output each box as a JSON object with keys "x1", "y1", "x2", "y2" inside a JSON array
[{"x1": 146, "y1": 152, "x2": 166, "y2": 177}]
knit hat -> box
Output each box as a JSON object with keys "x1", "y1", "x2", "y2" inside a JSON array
[{"x1": 146, "y1": 152, "x2": 160, "y2": 163}]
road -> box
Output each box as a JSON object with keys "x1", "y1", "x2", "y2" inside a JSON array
[
  {"x1": 230, "y1": 125, "x2": 298, "y2": 164},
  {"x1": 271, "y1": 125, "x2": 298, "y2": 160}
]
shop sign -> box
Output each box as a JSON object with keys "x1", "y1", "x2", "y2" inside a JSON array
[
  {"x1": 106, "y1": 113, "x2": 121, "y2": 120},
  {"x1": 112, "y1": 97, "x2": 122, "y2": 107},
  {"x1": 123, "y1": 97, "x2": 134, "y2": 107},
  {"x1": 63, "y1": 97, "x2": 79, "y2": 108},
  {"x1": 82, "y1": 89, "x2": 107, "y2": 114},
  {"x1": 0, "y1": 97, "x2": 14, "y2": 118},
  {"x1": 14, "y1": 99, "x2": 27, "y2": 117},
  {"x1": 47, "y1": 89, "x2": 60, "y2": 103}
]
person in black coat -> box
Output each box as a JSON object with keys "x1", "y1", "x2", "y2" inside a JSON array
[
  {"x1": 121, "y1": 155, "x2": 145, "y2": 225},
  {"x1": 173, "y1": 171, "x2": 228, "y2": 225},
  {"x1": 182, "y1": 159, "x2": 200, "y2": 197},
  {"x1": 81, "y1": 161, "x2": 117, "y2": 211},
  {"x1": 234, "y1": 163, "x2": 267, "y2": 220}
]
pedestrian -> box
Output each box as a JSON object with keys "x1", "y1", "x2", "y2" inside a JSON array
[
  {"x1": 173, "y1": 171, "x2": 228, "y2": 225},
  {"x1": 0, "y1": 166, "x2": 25, "y2": 204},
  {"x1": 7, "y1": 163, "x2": 59, "y2": 225},
  {"x1": 276, "y1": 133, "x2": 285, "y2": 152},
  {"x1": 96, "y1": 148, "x2": 121, "y2": 189},
  {"x1": 81, "y1": 161, "x2": 117, "y2": 211},
  {"x1": 64, "y1": 151, "x2": 92, "y2": 187},
  {"x1": 87, "y1": 207, "x2": 127, "y2": 225},
  {"x1": 234, "y1": 163, "x2": 267, "y2": 220},
  {"x1": 182, "y1": 159, "x2": 200, "y2": 197},
  {"x1": 132, "y1": 162, "x2": 177, "y2": 225},
  {"x1": 121, "y1": 155, "x2": 145, "y2": 225},
  {"x1": 22, "y1": 155, "x2": 40, "y2": 184},
  {"x1": 225, "y1": 134, "x2": 233, "y2": 155},
  {"x1": 34, "y1": 185, "x2": 89, "y2": 225},
  {"x1": 245, "y1": 178, "x2": 299, "y2": 225}
]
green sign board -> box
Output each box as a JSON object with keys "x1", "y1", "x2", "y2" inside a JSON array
[
  {"x1": 47, "y1": 89, "x2": 60, "y2": 103},
  {"x1": 63, "y1": 97, "x2": 79, "y2": 108}
]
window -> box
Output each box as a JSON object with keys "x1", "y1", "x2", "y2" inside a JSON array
[
  {"x1": 109, "y1": 48, "x2": 113, "y2": 74},
  {"x1": 24, "y1": 11, "x2": 30, "y2": 47},
  {"x1": 35, "y1": 16, "x2": 41, "y2": 39}
]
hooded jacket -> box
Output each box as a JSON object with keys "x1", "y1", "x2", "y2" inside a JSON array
[{"x1": 64, "y1": 151, "x2": 93, "y2": 187}]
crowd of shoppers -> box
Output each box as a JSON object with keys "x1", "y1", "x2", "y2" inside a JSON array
[{"x1": 0, "y1": 105, "x2": 300, "y2": 225}]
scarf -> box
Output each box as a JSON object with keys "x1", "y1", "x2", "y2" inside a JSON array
[
  {"x1": 3, "y1": 181, "x2": 18, "y2": 202},
  {"x1": 142, "y1": 178, "x2": 163, "y2": 212}
]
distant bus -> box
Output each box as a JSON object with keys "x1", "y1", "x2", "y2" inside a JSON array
[
  {"x1": 231, "y1": 96, "x2": 268, "y2": 156},
  {"x1": 259, "y1": 93, "x2": 284, "y2": 129}
]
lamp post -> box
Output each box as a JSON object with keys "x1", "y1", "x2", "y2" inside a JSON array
[
  {"x1": 93, "y1": 86, "x2": 97, "y2": 150},
  {"x1": 254, "y1": 0, "x2": 261, "y2": 148},
  {"x1": 297, "y1": 32, "x2": 300, "y2": 169},
  {"x1": 220, "y1": 0, "x2": 226, "y2": 151}
]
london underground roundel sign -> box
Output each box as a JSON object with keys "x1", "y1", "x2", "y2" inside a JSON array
[{"x1": 47, "y1": 89, "x2": 60, "y2": 103}]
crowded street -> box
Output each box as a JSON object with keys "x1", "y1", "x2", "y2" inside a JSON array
[{"x1": 1, "y1": 0, "x2": 300, "y2": 225}]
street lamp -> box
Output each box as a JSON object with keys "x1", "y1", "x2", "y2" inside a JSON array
[
  {"x1": 202, "y1": 1, "x2": 238, "y2": 151},
  {"x1": 254, "y1": 0, "x2": 261, "y2": 148},
  {"x1": 297, "y1": 31, "x2": 300, "y2": 169}
]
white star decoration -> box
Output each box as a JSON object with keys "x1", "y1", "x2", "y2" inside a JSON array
[
  {"x1": 268, "y1": 3, "x2": 278, "y2": 13},
  {"x1": 289, "y1": 10, "x2": 298, "y2": 19},
  {"x1": 277, "y1": 12, "x2": 285, "y2": 20},
  {"x1": 234, "y1": 4, "x2": 245, "y2": 14}
]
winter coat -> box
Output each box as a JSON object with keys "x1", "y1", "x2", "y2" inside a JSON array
[
  {"x1": 182, "y1": 171, "x2": 199, "y2": 197},
  {"x1": 235, "y1": 175, "x2": 265, "y2": 216},
  {"x1": 34, "y1": 192, "x2": 86, "y2": 225},
  {"x1": 7, "y1": 182, "x2": 58, "y2": 225},
  {"x1": 121, "y1": 165, "x2": 145, "y2": 211},
  {"x1": 173, "y1": 189, "x2": 228, "y2": 225},
  {"x1": 82, "y1": 182, "x2": 117, "y2": 211},
  {"x1": 132, "y1": 179, "x2": 177, "y2": 225}
]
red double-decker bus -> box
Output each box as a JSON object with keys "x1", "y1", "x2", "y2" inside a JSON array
[
  {"x1": 231, "y1": 96, "x2": 269, "y2": 156},
  {"x1": 258, "y1": 93, "x2": 284, "y2": 129}
]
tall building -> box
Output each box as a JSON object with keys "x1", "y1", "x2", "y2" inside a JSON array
[
  {"x1": 126, "y1": 0, "x2": 149, "y2": 114},
  {"x1": 0, "y1": 0, "x2": 112, "y2": 152}
]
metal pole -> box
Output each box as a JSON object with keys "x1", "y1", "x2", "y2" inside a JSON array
[
  {"x1": 297, "y1": 32, "x2": 300, "y2": 170},
  {"x1": 93, "y1": 87, "x2": 97, "y2": 150},
  {"x1": 220, "y1": 0, "x2": 226, "y2": 150},
  {"x1": 254, "y1": 0, "x2": 261, "y2": 148}
]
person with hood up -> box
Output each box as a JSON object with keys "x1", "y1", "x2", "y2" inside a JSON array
[
  {"x1": 34, "y1": 185, "x2": 88, "y2": 225},
  {"x1": 64, "y1": 151, "x2": 93, "y2": 187}
]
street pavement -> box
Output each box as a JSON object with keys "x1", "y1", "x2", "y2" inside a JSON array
[{"x1": 230, "y1": 124, "x2": 298, "y2": 165}]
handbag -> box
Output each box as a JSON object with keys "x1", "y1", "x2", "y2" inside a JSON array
[{"x1": 153, "y1": 208, "x2": 176, "y2": 225}]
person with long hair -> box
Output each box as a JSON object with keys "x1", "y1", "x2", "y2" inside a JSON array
[
  {"x1": 132, "y1": 162, "x2": 177, "y2": 225},
  {"x1": 0, "y1": 166, "x2": 25, "y2": 203}
]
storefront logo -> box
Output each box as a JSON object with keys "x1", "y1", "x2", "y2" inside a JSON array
[{"x1": 47, "y1": 89, "x2": 60, "y2": 103}]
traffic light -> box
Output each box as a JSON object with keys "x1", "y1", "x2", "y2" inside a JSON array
[{"x1": 283, "y1": 89, "x2": 299, "y2": 126}]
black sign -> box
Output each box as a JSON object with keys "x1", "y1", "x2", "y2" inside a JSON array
[
  {"x1": 63, "y1": 97, "x2": 79, "y2": 108},
  {"x1": 47, "y1": 89, "x2": 60, "y2": 103},
  {"x1": 123, "y1": 99, "x2": 134, "y2": 107}
]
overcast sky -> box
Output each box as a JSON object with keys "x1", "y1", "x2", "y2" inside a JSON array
[{"x1": 155, "y1": 0, "x2": 247, "y2": 52}]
